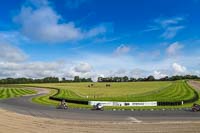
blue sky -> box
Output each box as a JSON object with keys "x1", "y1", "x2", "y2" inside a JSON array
[{"x1": 0, "y1": 0, "x2": 200, "y2": 80}]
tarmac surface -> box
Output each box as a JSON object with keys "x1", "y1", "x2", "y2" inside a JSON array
[{"x1": 0, "y1": 88, "x2": 200, "y2": 123}]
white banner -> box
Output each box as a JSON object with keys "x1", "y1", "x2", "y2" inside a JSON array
[{"x1": 88, "y1": 101, "x2": 157, "y2": 106}]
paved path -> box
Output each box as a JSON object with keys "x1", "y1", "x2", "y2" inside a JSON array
[{"x1": 0, "y1": 88, "x2": 200, "y2": 123}]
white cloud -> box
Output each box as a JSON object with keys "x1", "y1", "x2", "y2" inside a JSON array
[
  {"x1": 153, "y1": 70, "x2": 168, "y2": 79},
  {"x1": 0, "y1": 61, "x2": 64, "y2": 78},
  {"x1": 0, "y1": 54, "x2": 198, "y2": 80},
  {"x1": 114, "y1": 44, "x2": 131, "y2": 56},
  {"x1": 95, "y1": 68, "x2": 148, "y2": 79},
  {"x1": 0, "y1": 31, "x2": 30, "y2": 46},
  {"x1": 73, "y1": 62, "x2": 92, "y2": 73},
  {"x1": 129, "y1": 69, "x2": 148, "y2": 78},
  {"x1": 161, "y1": 26, "x2": 184, "y2": 39},
  {"x1": 106, "y1": 69, "x2": 127, "y2": 77},
  {"x1": 0, "y1": 41, "x2": 199, "y2": 80},
  {"x1": 156, "y1": 17, "x2": 184, "y2": 28},
  {"x1": 195, "y1": 70, "x2": 200, "y2": 76},
  {"x1": 172, "y1": 63, "x2": 187, "y2": 74},
  {"x1": 158, "y1": 17, "x2": 185, "y2": 39},
  {"x1": 166, "y1": 42, "x2": 183, "y2": 56},
  {"x1": 14, "y1": 6, "x2": 82, "y2": 42},
  {"x1": 145, "y1": 16, "x2": 185, "y2": 39},
  {"x1": 0, "y1": 60, "x2": 95, "y2": 79},
  {"x1": 14, "y1": 0, "x2": 108, "y2": 43},
  {"x1": 81, "y1": 53, "x2": 136, "y2": 70},
  {"x1": 85, "y1": 24, "x2": 107, "y2": 38},
  {"x1": 0, "y1": 43, "x2": 27, "y2": 62}
]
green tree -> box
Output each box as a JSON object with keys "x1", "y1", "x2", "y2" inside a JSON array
[{"x1": 74, "y1": 76, "x2": 80, "y2": 82}]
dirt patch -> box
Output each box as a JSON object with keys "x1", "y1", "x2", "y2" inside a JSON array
[
  {"x1": 0, "y1": 109, "x2": 200, "y2": 133},
  {"x1": 188, "y1": 81, "x2": 200, "y2": 91}
]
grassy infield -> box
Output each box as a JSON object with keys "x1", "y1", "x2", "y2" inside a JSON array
[
  {"x1": 0, "y1": 86, "x2": 36, "y2": 99},
  {"x1": 28, "y1": 80, "x2": 200, "y2": 110},
  {"x1": 1, "y1": 81, "x2": 200, "y2": 110}
]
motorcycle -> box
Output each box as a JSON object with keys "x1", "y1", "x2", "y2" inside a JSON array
[
  {"x1": 57, "y1": 100, "x2": 68, "y2": 109},
  {"x1": 192, "y1": 103, "x2": 200, "y2": 112},
  {"x1": 92, "y1": 103, "x2": 104, "y2": 111}
]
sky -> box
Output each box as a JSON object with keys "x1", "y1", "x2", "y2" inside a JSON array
[{"x1": 0, "y1": 0, "x2": 200, "y2": 80}]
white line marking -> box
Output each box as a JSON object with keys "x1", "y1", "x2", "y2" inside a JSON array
[{"x1": 127, "y1": 117, "x2": 142, "y2": 123}]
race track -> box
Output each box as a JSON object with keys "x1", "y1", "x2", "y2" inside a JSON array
[{"x1": 0, "y1": 88, "x2": 200, "y2": 123}]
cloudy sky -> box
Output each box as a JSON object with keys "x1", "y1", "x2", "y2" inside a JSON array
[{"x1": 0, "y1": 0, "x2": 200, "y2": 80}]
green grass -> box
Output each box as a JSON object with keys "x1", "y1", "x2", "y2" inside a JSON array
[
  {"x1": 25, "y1": 81, "x2": 172, "y2": 100},
  {"x1": 0, "y1": 81, "x2": 198, "y2": 110},
  {"x1": 0, "y1": 87, "x2": 36, "y2": 99},
  {"x1": 105, "y1": 91, "x2": 200, "y2": 110},
  {"x1": 22, "y1": 80, "x2": 199, "y2": 110},
  {"x1": 26, "y1": 80, "x2": 197, "y2": 102},
  {"x1": 128, "y1": 80, "x2": 197, "y2": 102},
  {"x1": 31, "y1": 88, "x2": 92, "y2": 108},
  {"x1": 32, "y1": 89, "x2": 59, "y2": 105}
]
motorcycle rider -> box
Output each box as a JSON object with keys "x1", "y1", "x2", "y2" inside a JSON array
[{"x1": 61, "y1": 99, "x2": 67, "y2": 109}]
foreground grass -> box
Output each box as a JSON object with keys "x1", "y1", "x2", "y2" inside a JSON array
[{"x1": 0, "y1": 87, "x2": 36, "y2": 99}]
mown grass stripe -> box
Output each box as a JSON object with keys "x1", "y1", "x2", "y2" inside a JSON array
[
  {"x1": 0, "y1": 87, "x2": 36, "y2": 99},
  {"x1": 12, "y1": 89, "x2": 24, "y2": 96}
]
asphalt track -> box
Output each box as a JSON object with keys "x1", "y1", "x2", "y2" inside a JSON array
[{"x1": 0, "y1": 88, "x2": 200, "y2": 123}]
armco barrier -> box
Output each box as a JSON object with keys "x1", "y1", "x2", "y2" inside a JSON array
[
  {"x1": 88, "y1": 101, "x2": 157, "y2": 106},
  {"x1": 157, "y1": 101, "x2": 182, "y2": 106},
  {"x1": 49, "y1": 96, "x2": 88, "y2": 104}
]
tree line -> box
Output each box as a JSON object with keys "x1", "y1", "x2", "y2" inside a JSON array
[
  {"x1": 0, "y1": 75, "x2": 199, "y2": 84},
  {"x1": 0, "y1": 76, "x2": 92, "y2": 84},
  {"x1": 97, "y1": 75, "x2": 200, "y2": 82}
]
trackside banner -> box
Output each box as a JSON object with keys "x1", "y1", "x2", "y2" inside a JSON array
[{"x1": 88, "y1": 101, "x2": 157, "y2": 106}]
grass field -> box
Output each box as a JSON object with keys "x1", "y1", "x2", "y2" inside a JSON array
[
  {"x1": 32, "y1": 89, "x2": 59, "y2": 105},
  {"x1": 26, "y1": 81, "x2": 171, "y2": 100},
  {"x1": 0, "y1": 86, "x2": 36, "y2": 99},
  {"x1": 26, "y1": 80, "x2": 196, "y2": 102},
  {"x1": 23, "y1": 80, "x2": 199, "y2": 109}
]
